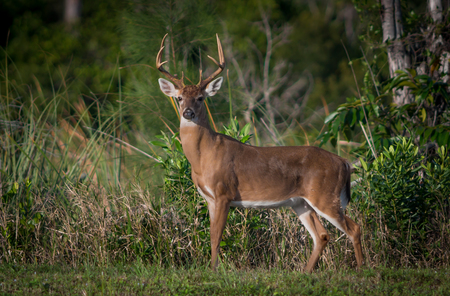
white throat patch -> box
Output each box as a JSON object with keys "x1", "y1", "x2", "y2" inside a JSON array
[{"x1": 180, "y1": 116, "x2": 198, "y2": 127}]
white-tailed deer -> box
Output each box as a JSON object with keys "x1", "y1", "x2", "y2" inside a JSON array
[{"x1": 156, "y1": 34, "x2": 363, "y2": 272}]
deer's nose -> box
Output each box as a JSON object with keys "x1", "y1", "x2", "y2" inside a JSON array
[{"x1": 183, "y1": 108, "x2": 195, "y2": 120}]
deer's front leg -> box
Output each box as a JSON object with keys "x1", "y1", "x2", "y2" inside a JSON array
[{"x1": 208, "y1": 198, "x2": 230, "y2": 270}]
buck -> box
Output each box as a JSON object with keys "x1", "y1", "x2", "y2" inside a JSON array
[{"x1": 156, "y1": 34, "x2": 363, "y2": 272}]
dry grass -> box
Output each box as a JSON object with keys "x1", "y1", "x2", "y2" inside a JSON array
[{"x1": 1, "y1": 176, "x2": 449, "y2": 271}]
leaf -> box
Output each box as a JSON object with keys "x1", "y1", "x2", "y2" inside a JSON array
[
  {"x1": 423, "y1": 128, "x2": 434, "y2": 140},
  {"x1": 343, "y1": 128, "x2": 352, "y2": 142},
  {"x1": 415, "y1": 126, "x2": 425, "y2": 136},
  {"x1": 241, "y1": 123, "x2": 252, "y2": 136},
  {"x1": 317, "y1": 131, "x2": 330, "y2": 147},
  {"x1": 345, "y1": 109, "x2": 354, "y2": 126},
  {"x1": 438, "y1": 131, "x2": 449, "y2": 146},
  {"x1": 359, "y1": 108, "x2": 366, "y2": 124},
  {"x1": 397, "y1": 81, "x2": 418, "y2": 89},
  {"x1": 372, "y1": 105, "x2": 380, "y2": 117},
  {"x1": 387, "y1": 75, "x2": 404, "y2": 90},
  {"x1": 394, "y1": 69, "x2": 408, "y2": 75},
  {"x1": 149, "y1": 140, "x2": 167, "y2": 147},
  {"x1": 416, "y1": 74, "x2": 431, "y2": 80},
  {"x1": 324, "y1": 112, "x2": 339, "y2": 124},
  {"x1": 375, "y1": 93, "x2": 390, "y2": 100},
  {"x1": 431, "y1": 128, "x2": 439, "y2": 141},
  {"x1": 240, "y1": 135, "x2": 251, "y2": 143},
  {"x1": 331, "y1": 117, "x2": 341, "y2": 135},
  {"x1": 339, "y1": 111, "x2": 347, "y2": 126},
  {"x1": 174, "y1": 140, "x2": 183, "y2": 152},
  {"x1": 420, "y1": 108, "x2": 426, "y2": 122},
  {"x1": 330, "y1": 136, "x2": 337, "y2": 147},
  {"x1": 407, "y1": 68, "x2": 417, "y2": 78},
  {"x1": 360, "y1": 158, "x2": 368, "y2": 171}
]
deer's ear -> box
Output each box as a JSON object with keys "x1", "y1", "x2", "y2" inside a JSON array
[
  {"x1": 204, "y1": 77, "x2": 223, "y2": 97},
  {"x1": 158, "y1": 78, "x2": 179, "y2": 97}
]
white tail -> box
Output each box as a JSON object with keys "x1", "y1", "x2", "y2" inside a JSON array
[{"x1": 156, "y1": 34, "x2": 363, "y2": 272}]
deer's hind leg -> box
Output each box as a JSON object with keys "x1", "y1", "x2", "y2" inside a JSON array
[
  {"x1": 325, "y1": 213, "x2": 363, "y2": 269},
  {"x1": 292, "y1": 200, "x2": 330, "y2": 272},
  {"x1": 306, "y1": 200, "x2": 363, "y2": 269}
]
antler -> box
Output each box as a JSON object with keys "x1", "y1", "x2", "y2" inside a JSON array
[
  {"x1": 198, "y1": 34, "x2": 225, "y2": 89},
  {"x1": 156, "y1": 33, "x2": 185, "y2": 89}
]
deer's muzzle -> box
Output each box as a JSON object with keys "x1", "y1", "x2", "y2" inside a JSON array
[{"x1": 183, "y1": 108, "x2": 195, "y2": 120}]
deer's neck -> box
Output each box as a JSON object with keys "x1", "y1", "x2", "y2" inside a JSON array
[{"x1": 179, "y1": 114, "x2": 216, "y2": 173}]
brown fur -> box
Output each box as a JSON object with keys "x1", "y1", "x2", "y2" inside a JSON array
[
  {"x1": 180, "y1": 85, "x2": 203, "y2": 97},
  {"x1": 157, "y1": 34, "x2": 362, "y2": 272},
  {"x1": 174, "y1": 90, "x2": 364, "y2": 272}
]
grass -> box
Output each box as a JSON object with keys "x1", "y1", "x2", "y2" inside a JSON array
[{"x1": 0, "y1": 263, "x2": 449, "y2": 295}]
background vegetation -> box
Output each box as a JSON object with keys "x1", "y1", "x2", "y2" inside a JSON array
[{"x1": 1, "y1": 0, "x2": 449, "y2": 281}]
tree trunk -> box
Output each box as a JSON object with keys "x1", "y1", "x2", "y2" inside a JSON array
[
  {"x1": 429, "y1": 0, "x2": 443, "y2": 23},
  {"x1": 64, "y1": 0, "x2": 81, "y2": 25},
  {"x1": 428, "y1": 0, "x2": 449, "y2": 84},
  {"x1": 380, "y1": 0, "x2": 413, "y2": 105}
]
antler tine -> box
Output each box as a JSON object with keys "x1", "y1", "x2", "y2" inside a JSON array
[
  {"x1": 156, "y1": 33, "x2": 185, "y2": 89},
  {"x1": 198, "y1": 34, "x2": 226, "y2": 88}
]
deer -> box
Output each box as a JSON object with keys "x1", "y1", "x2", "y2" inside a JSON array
[{"x1": 156, "y1": 33, "x2": 363, "y2": 272}]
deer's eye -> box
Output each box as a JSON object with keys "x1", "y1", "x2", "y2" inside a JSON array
[
  {"x1": 177, "y1": 97, "x2": 183, "y2": 102},
  {"x1": 197, "y1": 97, "x2": 204, "y2": 102}
]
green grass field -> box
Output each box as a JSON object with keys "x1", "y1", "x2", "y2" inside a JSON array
[{"x1": 1, "y1": 264, "x2": 449, "y2": 295}]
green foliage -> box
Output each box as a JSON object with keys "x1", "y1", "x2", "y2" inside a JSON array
[
  {"x1": 319, "y1": 95, "x2": 373, "y2": 147},
  {"x1": 318, "y1": 70, "x2": 450, "y2": 151},
  {"x1": 4, "y1": 0, "x2": 125, "y2": 103},
  {"x1": 121, "y1": 0, "x2": 225, "y2": 136},
  {"x1": 387, "y1": 69, "x2": 450, "y2": 145},
  {"x1": 353, "y1": 138, "x2": 450, "y2": 257},
  {"x1": 220, "y1": 118, "x2": 253, "y2": 144},
  {"x1": 1, "y1": 180, "x2": 44, "y2": 254},
  {"x1": 319, "y1": 2, "x2": 450, "y2": 261},
  {"x1": 328, "y1": 0, "x2": 450, "y2": 154},
  {"x1": 122, "y1": 0, "x2": 220, "y2": 67},
  {"x1": 422, "y1": 146, "x2": 450, "y2": 202},
  {"x1": 354, "y1": 0, "x2": 427, "y2": 46},
  {"x1": 150, "y1": 131, "x2": 194, "y2": 202}
]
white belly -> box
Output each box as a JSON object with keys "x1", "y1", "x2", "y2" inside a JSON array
[
  {"x1": 229, "y1": 197, "x2": 305, "y2": 209},
  {"x1": 197, "y1": 186, "x2": 305, "y2": 210}
]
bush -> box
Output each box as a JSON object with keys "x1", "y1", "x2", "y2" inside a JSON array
[{"x1": 353, "y1": 138, "x2": 450, "y2": 261}]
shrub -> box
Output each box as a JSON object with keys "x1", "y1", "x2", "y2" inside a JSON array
[{"x1": 353, "y1": 138, "x2": 450, "y2": 261}]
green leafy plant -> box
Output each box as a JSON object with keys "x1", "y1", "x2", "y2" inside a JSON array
[
  {"x1": 318, "y1": 56, "x2": 450, "y2": 154},
  {"x1": 220, "y1": 118, "x2": 253, "y2": 144},
  {"x1": 1, "y1": 180, "x2": 44, "y2": 256},
  {"x1": 353, "y1": 138, "x2": 450, "y2": 257},
  {"x1": 150, "y1": 131, "x2": 194, "y2": 202}
]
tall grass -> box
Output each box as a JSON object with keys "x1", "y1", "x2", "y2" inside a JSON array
[
  {"x1": 1, "y1": 61, "x2": 449, "y2": 271},
  {"x1": 0, "y1": 60, "x2": 158, "y2": 264}
]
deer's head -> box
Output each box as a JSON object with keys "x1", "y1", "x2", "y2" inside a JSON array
[{"x1": 157, "y1": 34, "x2": 225, "y2": 123}]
